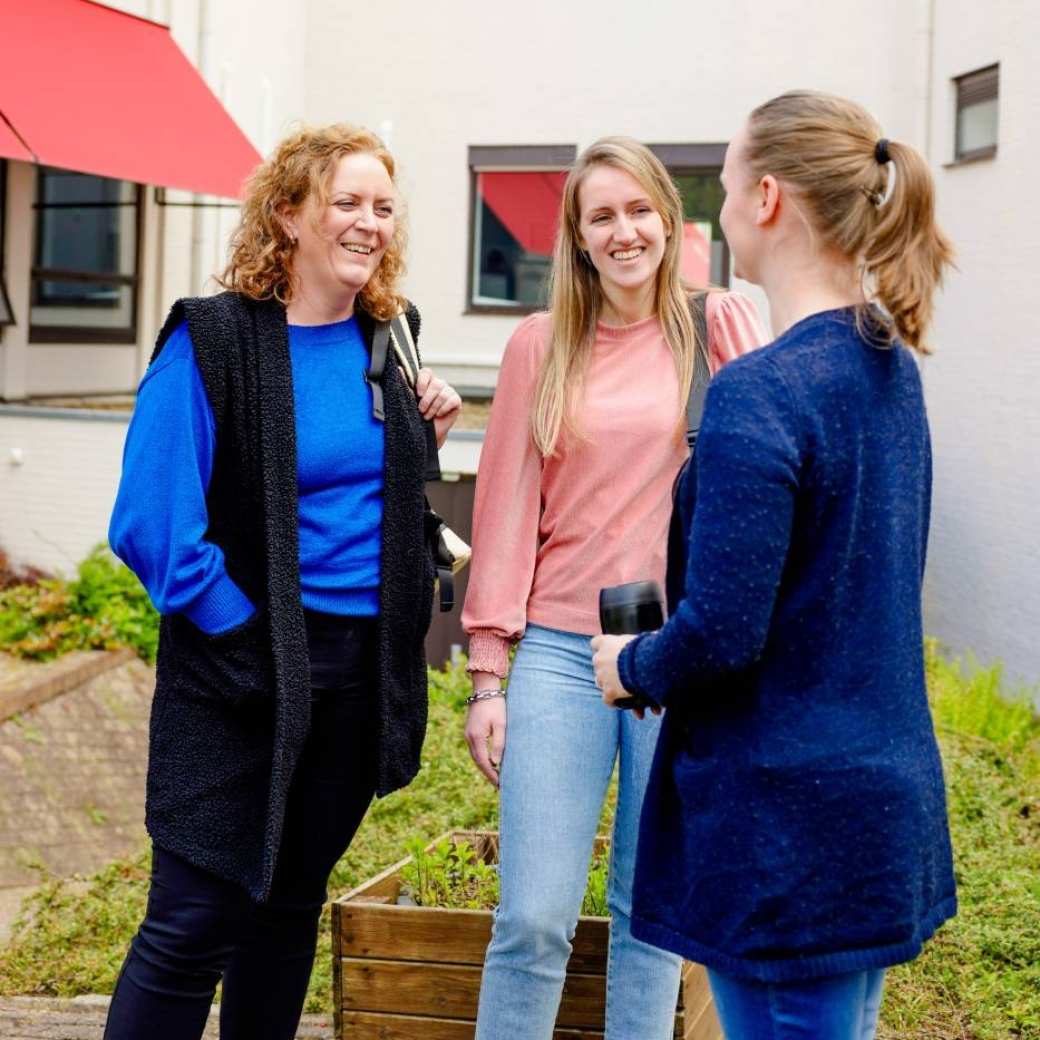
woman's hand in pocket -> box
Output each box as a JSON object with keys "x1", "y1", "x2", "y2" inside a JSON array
[{"x1": 465, "y1": 688, "x2": 507, "y2": 788}]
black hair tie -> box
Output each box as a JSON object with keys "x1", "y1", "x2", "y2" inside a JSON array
[{"x1": 875, "y1": 138, "x2": 891, "y2": 165}]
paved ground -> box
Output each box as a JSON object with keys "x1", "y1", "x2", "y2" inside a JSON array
[
  {"x1": 0, "y1": 651, "x2": 153, "y2": 942},
  {"x1": 0, "y1": 996, "x2": 334, "y2": 1038}
]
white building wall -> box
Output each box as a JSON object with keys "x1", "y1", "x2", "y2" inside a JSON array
[
  {"x1": 2, "y1": 0, "x2": 1038, "y2": 689},
  {"x1": 922, "y1": 0, "x2": 1040, "y2": 689},
  {"x1": 303, "y1": 0, "x2": 928, "y2": 379},
  {"x1": 0, "y1": 409, "x2": 130, "y2": 574}
]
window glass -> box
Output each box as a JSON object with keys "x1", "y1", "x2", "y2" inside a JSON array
[
  {"x1": 31, "y1": 167, "x2": 139, "y2": 339},
  {"x1": 672, "y1": 172, "x2": 728, "y2": 286},
  {"x1": 0, "y1": 160, "x2": 12, "y2": 326},
  {"x1": 955, "y1": 65, "x2": 999, "y2": 159},
  {"x1": 471, "y1": 170, "x2": 566, "y2": 308},
  {"x1": 957, "y1": 97, "x2": 998, "y2": 156}
]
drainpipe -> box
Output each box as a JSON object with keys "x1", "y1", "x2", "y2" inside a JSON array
[
  {"x1": 921, "y1": 0, "x2": 936, "y2": 161},
  {"x1": 918, "y1": 0, "x2": 937, "y2": 389},
  {"x1": 190, "y1": 0, "x2": 213, "y2": 294}
]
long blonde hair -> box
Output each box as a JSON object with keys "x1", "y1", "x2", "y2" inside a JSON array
[
  {"x1": 218, "y1": 124, "x2": 408, "y2": 321},
  {"x1": 532, "y1": 137, "x2": 705, "y2": 457},
  {"x1": 745, "y1": 91, "x2": 954, "y2": 352}
]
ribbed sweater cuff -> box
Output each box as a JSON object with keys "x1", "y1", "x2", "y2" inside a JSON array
[
  {"x1": 183, "y1": 574, "x2": 257, "y2": 635},
  {"x1": 618, "y1": 633, "x2": 659, "y2": 706},
  {"x1": 466, "y1": 631, "x2": 512, "y2": 678}
]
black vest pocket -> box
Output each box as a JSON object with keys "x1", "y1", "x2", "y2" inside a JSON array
[{"x1": 168, "y1": 608, "x2": 275, "y2": 707}]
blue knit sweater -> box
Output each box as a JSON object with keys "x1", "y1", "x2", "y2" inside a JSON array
[
  {"x1": 110, "y1": 317, "x2": 384, "y2": 633},
  {"x1": 618, "y1": 308, "x2": 956, "y2": 982}
]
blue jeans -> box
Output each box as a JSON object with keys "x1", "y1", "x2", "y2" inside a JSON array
[
  {"x1": 708, "y1": 969, "x2": 886, "y2": 1040},
  {"x1": 476, "y1": 624, "x2": 682, "y2": 1040}
]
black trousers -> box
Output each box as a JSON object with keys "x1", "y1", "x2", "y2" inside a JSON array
[{"x1": 104, "y1": 615, "x2": 378, "y2": 1040}]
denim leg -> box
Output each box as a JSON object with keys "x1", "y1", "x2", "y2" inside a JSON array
[
  {"x1": 475, "y1": 625, "x2": 619, "y2": 1040},
  {"x1": 858, "y1": 971, "x2": 886, "y2": 1040},
  {"x1": 604, "y1": 708, "x2": 682, "y2": 1039},
  {"x1": 707, "y1": 968, "x2": 888, "y2": 1039}
]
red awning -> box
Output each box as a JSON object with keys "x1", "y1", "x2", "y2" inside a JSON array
[
  {"x1": 0, "y1": 117, "x2": 33, "y2": 163},
  {"x1": 0, "y1": 0, "x2": 261, "y2": 198},
  {"x1": 479, "y1": 171, "x2": 567, "y2": 256}
]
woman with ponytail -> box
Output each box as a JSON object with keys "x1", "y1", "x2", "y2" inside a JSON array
[
  {"x1": 462, "y1": 137, "x2": 765, "y2": 1039},
  {"x1": 592, "y1": 92, "x2": 957, "y2": 1038}
]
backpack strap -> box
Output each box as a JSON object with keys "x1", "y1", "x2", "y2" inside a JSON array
[
  {"x1": 685, "y1": 293, "x2": 711, "y2": 449},
  {"x1": 365, "y1": 319, "x2": 392, "y2": 422},
  {"x1": 390, "y1": 313, "x2": 421, "y2": 388},
  {"x1": 389, "y1": 312, "x2": 442, "y2": 482}
]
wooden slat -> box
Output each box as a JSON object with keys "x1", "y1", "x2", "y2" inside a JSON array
[
  {"x1": 341, "y1": 958, "x2": 608, "y2": 1029},
  {"x1": 682, "y1": 964, "x2": 722, "y2": 1040},
  {"x1": 340, "y1": 1011, "x2": 608, "y2": 1039},
  {"x1": 339, "y1": 851, "x2": 409, "y2": 903},
  {"x1": 339, "y1": 902, "x2": 609, "y2": 973}
]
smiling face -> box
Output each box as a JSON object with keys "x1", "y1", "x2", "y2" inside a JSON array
[
  {"x1": 283, "y1": 151, "x2": 396, "y2": 310},
  {"x1": 576, "y1": 164, "x2": 668, "y2": 307}
]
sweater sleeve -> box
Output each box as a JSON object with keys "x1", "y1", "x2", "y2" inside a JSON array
[
  {"x1": 618, "y1": 355, "x2": 802, "y2": 705},
  {"x1": 108, "y1": 321, "x2": 256, "y2": 635},
  {"x1": 461, "y1": 316, "x2": 546, "y2": 677},
  {"x1": 706, "y1": 291, "x2": 768, "y2": 373}
]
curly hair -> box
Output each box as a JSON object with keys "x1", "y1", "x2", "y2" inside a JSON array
[{"x1": 217, "y1": 124, "x2": 408, "y2": 320}]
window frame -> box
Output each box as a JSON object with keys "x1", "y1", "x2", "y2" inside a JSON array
[
  {"x1": 29, "y1": 167, "x2": 143, "y2": 344},
  {"x1": 649, "y1": 143, "x2": 731, "y2": 288},
  {"x1": 0, "y1": 160, "x2": 14, "y2": 327},
  {"x1": 953, "y1": 63, "x2": 999, "y2": 163},
  {"x1": 465, "y1": 144, "x2": 577, "y2": 316}
]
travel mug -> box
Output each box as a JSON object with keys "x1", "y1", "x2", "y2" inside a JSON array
[{"x1": 598, "y1": 580, "x2": 664, "y2": 710}]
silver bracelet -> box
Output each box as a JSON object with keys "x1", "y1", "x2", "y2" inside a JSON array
[{"x1": 466, "y1": 689, "x2": 506, "y2": 705}]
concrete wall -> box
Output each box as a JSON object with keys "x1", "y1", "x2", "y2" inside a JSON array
[{"x1": 922, "y1": 0, "x2": 1040, "y2": 689}]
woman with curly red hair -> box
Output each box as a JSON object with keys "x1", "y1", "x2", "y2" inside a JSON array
[{"x1": 105, "y1": 124, "x2": 460, "y2": 1040}]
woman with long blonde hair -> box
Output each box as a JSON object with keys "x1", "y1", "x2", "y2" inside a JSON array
[
  {"x1": 462, "y1": 137, "x2": 765, "y2": 1038},
  {"x1": 105, "y1": 124, "x2": 459, "y2": 1039},
  {"x1": 593, "y1": 92, "x2": 957, "y2": 1038}
]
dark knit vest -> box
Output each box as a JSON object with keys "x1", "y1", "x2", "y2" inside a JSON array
[{"x1": 144, "y1": 292, "x2": 433, "y2": 902}]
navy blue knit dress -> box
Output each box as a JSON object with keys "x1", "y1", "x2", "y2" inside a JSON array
[{"x1": 618, "y1": 307, "x2": 956, "y2": 982}]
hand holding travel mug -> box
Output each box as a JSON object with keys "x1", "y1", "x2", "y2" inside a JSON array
[{"x1": 598, "y1": 580, "x2": 664, "y2": 710}]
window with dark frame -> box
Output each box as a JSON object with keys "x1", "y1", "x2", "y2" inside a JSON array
[
  {"x1": 0, "y1": 160, "x2": 14, "y2": 326},
  {"x1": 954, "y1": 64, "x2": 999, "y2": 162},
  {"x1": 30, "y1": 166, "x2": 141, "y2": 343},
  {"x1": 649, "y1": 143, "x2": 730, "y2": 288},
  {"x1": 468, "y1": 145, "x2": 576, "y2": 314}
]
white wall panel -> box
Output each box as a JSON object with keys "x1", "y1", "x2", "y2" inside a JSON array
[{"x1": 0, "y1": 410, "x2": 129, "y2": 575}]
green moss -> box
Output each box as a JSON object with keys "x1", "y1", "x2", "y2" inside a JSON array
[{"x1": 1, "y1": 645, "x2": 1037, "y2": 1039}]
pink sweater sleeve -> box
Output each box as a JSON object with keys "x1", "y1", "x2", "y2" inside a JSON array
[
  {"x1": 462, "y1": 315, "x2": 547, "y2": 677},
  {"x1": 706, "y1": 291, "x2": 768, "y2": 372}
]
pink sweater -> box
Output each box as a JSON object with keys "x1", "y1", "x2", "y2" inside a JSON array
[{"x1": 463, "y1": 291, "x2": 767, "y2": 678}]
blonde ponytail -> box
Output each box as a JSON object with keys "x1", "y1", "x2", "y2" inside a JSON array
[
  {"x1": 745, "y1": 91, "x2": 954, "y2": 353},
  {"x1": 861, "y1": 140, "x2": 955, "y2": 351}
]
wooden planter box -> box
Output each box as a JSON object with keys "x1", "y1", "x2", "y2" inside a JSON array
[{"x1": 332, "y1": 830, "x2": 721, "y2": 1040}]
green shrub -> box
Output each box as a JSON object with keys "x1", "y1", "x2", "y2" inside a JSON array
[
  {"x1": 400, "y1": 836, "x2": 611, "y2": 917},
  {"x1": 0, "y1": 546, "x2": 158, "y2": 662}
]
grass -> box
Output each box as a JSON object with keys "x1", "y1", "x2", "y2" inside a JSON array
[
  {"x1": 0, "y1": 644, "x2": 1036, "y2": 1038},
  {"x1": 876, "y1": 645, "x2": 1040, "y2": 1040}
]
